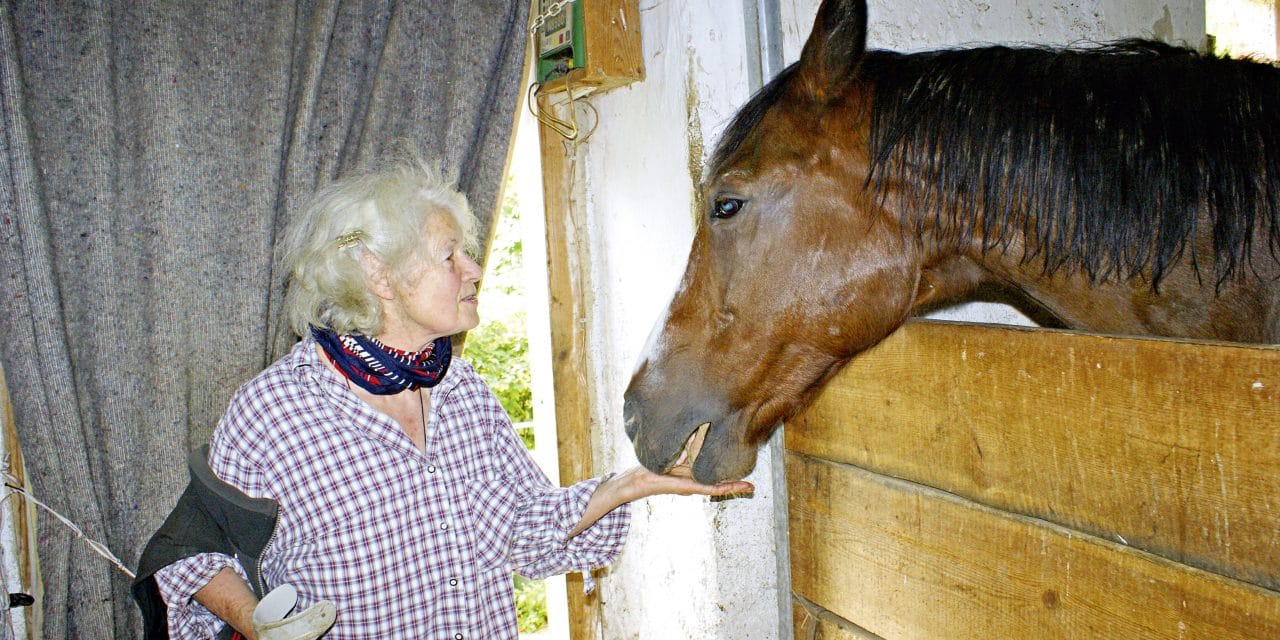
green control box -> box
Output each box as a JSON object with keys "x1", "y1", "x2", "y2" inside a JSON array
[{"x1": 536, "y1": 0, "x2": 585, "y2": 84}]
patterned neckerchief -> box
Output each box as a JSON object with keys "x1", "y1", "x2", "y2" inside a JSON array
[{"x1": 310, "y1": 326, "x2": 451, "y2": 395}]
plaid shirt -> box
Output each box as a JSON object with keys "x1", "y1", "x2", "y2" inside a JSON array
[{"x1": 153, "y1": 337, "x2": 630, "y2": 639}]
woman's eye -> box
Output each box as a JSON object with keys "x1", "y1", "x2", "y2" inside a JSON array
[{"x1": 712, "y1": 197, "x2": 745, "y2": 219}]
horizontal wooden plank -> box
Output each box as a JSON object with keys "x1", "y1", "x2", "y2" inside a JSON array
[
  {"x1": 786, "y1": 320, "x2": 1280, "y2": 588},
  {"x1": 788, "y1": 451, "x2": 1280, "y2": 640},
  {"x1": 794, "y1": 595, "x2": 885, "y2": 640}
]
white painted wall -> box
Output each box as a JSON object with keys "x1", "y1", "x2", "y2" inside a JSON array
[
  {"x1": 1208, "y1": 0, "x2": 1278, "y2": 60},
  {"x1": 781, "y1": 0, "x2": 1205, "y2": 55},
  {"x1": 558, "y1": 1, "x2": 1204, "y2": 639},
  {"x1": 572, "y1": 4, "x2": 785, "y2": 638}
]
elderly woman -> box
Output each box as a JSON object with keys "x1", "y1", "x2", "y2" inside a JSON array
[{"x1": 133, "y1": 159, "x2": 751, "y2": 640}]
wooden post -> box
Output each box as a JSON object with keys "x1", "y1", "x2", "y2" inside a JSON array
[
  {"x1": 0, "y1": 364, "x2": 39, "y2": 637},
  {"x1": 530, "y1": 1, "x2": 644, "y2": 638},
  {"x1": 536, "y1": 94, "x2": 601, "y2": 640}
]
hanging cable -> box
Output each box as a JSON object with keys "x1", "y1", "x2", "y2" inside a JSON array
[
  {"x1": 527, "y1": 73, "x2": 599, "y2": 143},
  {"x1": 1, "y1": 458, "x2": 134, "y2": 580}
]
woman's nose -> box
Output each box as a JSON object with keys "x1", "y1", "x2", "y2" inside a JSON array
[{"x1": 462, "y1": 253, "x2": 483, "y2": 281}]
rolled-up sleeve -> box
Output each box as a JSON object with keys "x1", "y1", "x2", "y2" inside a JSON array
[
  {"x1": 510, "y1": 475, "x2": 630, "y2": 583},
  {"x1": 152, "y1": 553, "x2": 247, "y2": 640},
  {"x1": 475, "y1": 418, "x2": 631, "y2": 590}
]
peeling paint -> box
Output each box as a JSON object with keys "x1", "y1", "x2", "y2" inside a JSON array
[
  {"x1": 685, "y1": 47, "x2": 705, "y2": 226},
  {"x1": 1152, "y1": 5, "x2": 1175, "y2": 42}
]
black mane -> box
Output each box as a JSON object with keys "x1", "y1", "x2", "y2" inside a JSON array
[{"x1": 714, "y1": 40, "x2": 1280, "y2": 286}]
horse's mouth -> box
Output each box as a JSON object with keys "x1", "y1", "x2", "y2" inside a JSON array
[
  {"x1": 624, "y1": 393, "x2": 755, "y2": 482},
  {"x1": 661, "y1": 423, "x2": 711, "y2": 474}
]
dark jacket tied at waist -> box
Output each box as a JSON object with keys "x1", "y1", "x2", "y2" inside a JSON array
[{"x1": 132, "y1": 445, "x2": 279, "y2": 640}]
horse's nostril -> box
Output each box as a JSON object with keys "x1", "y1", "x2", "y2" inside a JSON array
[{"x1": 622, "y1": 401, "x2": 639, "y2": 440}]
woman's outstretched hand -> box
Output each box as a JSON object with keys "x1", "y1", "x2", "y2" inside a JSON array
[
  {"x1": 635, "y1": 421, "x2": 753, "y2": 497},
  {"x1": 619, "y1": 451, "x2": 755, "y2": 500},
  {"x1": 569, "y1": 426, "x2": 754, "y2": 538}
]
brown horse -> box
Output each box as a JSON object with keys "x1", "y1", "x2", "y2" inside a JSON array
[{"x1": 624, "y1": 0, "x2": 1280, "y2": 484}]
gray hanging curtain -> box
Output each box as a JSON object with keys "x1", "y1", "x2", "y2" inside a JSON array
[{"x1": 0, "y1": 1, "x2": 529, "y2": 637}]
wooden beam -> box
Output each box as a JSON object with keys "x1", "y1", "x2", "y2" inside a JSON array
[
  {"x1": 537, "y1": 92, "x2": 599, "y2": 640},
  {"x1": 0, "y1": 364, "x2": 37, "y2": 633},
  {"x1": 531, "y1": 2, "x2": 644, "y2": 637},
  {"x1": 787, "y1": 320, "x2": 1280, "y2": 589},
  {"x1": 788, "y1": 451, "x2": 1280, "y2": 639}
]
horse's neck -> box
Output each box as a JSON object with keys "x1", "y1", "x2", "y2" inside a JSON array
[
  {"x1": 977, "y1": 260, "x2": 1152, "y2": 334},
  {"x1": 965, "y1": 247, "x2": 1280, "y2": 343}
]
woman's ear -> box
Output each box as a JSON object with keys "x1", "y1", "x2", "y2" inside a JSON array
[{"x1": 359, "y1": 252, "x2": 396, "y2": 301}]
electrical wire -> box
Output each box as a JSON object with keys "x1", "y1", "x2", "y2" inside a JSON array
[
  {"x1": 527, "y1": 76, "x2": 600, "y2": 142},
  {"x1": 1, "y1": 461, "x2": 134, "y2": 580}
]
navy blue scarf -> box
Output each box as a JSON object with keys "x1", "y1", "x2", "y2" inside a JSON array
[{"x1": 310, "y1": 326, "x2": 452, "y2": 395}]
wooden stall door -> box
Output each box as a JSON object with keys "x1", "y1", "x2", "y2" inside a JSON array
[{"x1": 787, "y1": 320, "x2": 1280, "y2": 640}]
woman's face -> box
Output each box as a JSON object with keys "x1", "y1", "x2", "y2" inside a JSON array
[{"x1": 378, "y1": 211, "x2": 482, "y2": 350}]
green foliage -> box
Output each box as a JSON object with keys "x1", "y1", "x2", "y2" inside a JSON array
[
  {"x1": 515, "y1": 423, "x2": 536, "y2": 449},
  {"x1": 467, "y1": 313, "x2": 533, "y2": 423},
  {"x1": 471, "y1": 180, "x2": 548, "y2": 633},
  {"x1": 514, "y1": 575, "x2": 548, "y2": 633},
  {"x1": 465, "y1": 177, "x2": 534, "y2": 424},
  {"x1": 486, "y1": 180, "x2": 525, "y2": 298}
]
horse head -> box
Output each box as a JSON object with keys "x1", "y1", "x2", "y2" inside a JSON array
[{"x1": 624, "y1": 0, "x2": 927, "y2": 483}]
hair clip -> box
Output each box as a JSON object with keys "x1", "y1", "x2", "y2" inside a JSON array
[{"x1": 336, "y1": 230, "x2": 367, "y2": 249}]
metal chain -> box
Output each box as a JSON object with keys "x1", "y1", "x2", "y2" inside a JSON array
[{"x1": 529, "y1": 0, "x2": 573, "y2": 34}]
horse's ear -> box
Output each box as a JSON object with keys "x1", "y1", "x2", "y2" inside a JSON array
[{"x1": 797, "y1": 0, "x2": 868, "y2": 102}]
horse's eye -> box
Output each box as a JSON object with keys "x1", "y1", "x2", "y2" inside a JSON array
[{"x1": 712, "y1": 197, "x2": 745, "y2": 219}]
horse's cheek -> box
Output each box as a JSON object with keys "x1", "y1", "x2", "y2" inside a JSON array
[{"x1": 832, "y1": 236, "x2": 918, "y2": 341}]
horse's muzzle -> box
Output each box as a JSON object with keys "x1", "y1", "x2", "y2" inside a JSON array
[{"x1": 622, "y1": 397, "x2": 678, "y2": 473}]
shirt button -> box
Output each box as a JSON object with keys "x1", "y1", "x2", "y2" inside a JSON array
[
  {"x1": 440, "y1": 522, "x2": 449, "y2": 530},
  {"x1": 454, "y1": 634, "x2": 463, "y2": 640},
  {"x1": 449, "y1": 578, "x2": 458, "y2": 586},
  {"x1": 427, "y1": 465, "x2": 436, "y2": 473}
]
